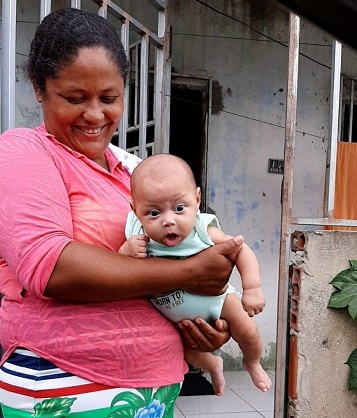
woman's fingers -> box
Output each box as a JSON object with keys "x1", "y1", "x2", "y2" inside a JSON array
[{"x1": 178, "y1": 318, "x2": 230, "y2": 352}]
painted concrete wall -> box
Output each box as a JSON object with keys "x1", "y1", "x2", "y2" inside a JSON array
[
  {"x1": 289, "y1": 231, "x2": 357, "y2": 417},
  {"x1": 3, "y1": 0, "x2": 357, "y2": 373},
  {"x1": 167, "y1": 0, "x2": 336, "y2": 370}
]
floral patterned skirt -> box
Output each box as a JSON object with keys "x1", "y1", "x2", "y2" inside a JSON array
[{"x1": 0, "y1": 348, "x2": 181, "y2": 418}]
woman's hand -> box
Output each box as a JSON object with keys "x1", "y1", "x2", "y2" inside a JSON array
[
  {"x1": 183, "y1": 235, "x2": 244, "y2": 296},
  {"x1": 178, "y1": 318, "x2": 230, "y2": 352}
]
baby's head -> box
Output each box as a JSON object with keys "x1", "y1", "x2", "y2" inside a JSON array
[{"x1": 130, "y1": 154, "x2": 201, "y2": 246}]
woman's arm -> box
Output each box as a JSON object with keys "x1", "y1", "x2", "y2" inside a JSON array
[{"x1": 44, "y1": 236, "x2": 243, "y2": 301}]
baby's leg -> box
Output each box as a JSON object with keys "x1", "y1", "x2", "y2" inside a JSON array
[
  {"x1": 184, "y1": 349, "x2": 225, "y2": 396},
  {"x1": 221, "y1": 294, "x2": 272, "y2": 392}
]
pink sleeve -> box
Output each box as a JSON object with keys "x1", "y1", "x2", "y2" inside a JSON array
[{"x1": 0, "y1": 130, "x2": 74, "y2": 298}]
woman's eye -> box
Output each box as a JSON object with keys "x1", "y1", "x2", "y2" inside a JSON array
[
  {"x1": 101, "y1": 97, "x2": 117, "y2": 104},
  {"x1": 148, "y1": 210, "x2": 160, "y2": 217},
  {"x1": 67, "y1": 97, "x2": 85, "y2": 104},
  {"x1": 174, "y1": 204, "x2": 185, "y2": 213}
]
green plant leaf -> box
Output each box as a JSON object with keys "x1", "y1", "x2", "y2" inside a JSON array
[
  {"x1": 328, "y1": 261, "x2": 357, "y2": 319},
  {"x1": 345, "y1": 348, "x2": 357, "y2": 390},
  {"x1": 107, "y1": 404, "x2": 136, "y2": 418},
  {"x1": 111, "y1": 391, "x2": 145, "y2": 409},
  {"x1": 329, "y1": 268, "x2": 357, "y2": 290},
  {"x1": 33, "y1": 397, "x2": 76, "y2": 417},
  {"x1": 137, "y1": 387, "x2": 153, "y2": 404},
  {"x1": 153, "y1": 383, "x2": 181, "y2": 416}
]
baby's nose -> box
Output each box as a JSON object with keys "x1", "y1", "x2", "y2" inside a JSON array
[{"x1": 162, "y1": 215, "x2": 175, "y2": 226}]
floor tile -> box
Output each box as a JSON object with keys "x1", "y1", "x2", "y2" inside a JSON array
[
  {"x1": 176, "y1": 388, "x2": 255, "y2": 415},
  {"x1": 260, "y1": 411, "x2": 274, "y2": 418},
  {"x1": 217, "y1": 370, "x2": 258, "y2": 390},
  {"x1": 234, "y1": 388, "x2": 274, "y2": 412},
  {"x1": 174, "y1": 370, "x2": 275, "y2": 418},
  {"x1": 174, "y1": 405, "x2": 185, "y2": 417}
]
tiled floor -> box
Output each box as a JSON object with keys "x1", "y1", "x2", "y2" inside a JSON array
[{"x1": 175, "y1": 369, "x2": 275, "y2": 418}]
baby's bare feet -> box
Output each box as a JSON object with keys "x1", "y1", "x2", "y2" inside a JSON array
[
  {"x1": 209, "y1": 356, "x2": 225, "y2": 396},
  {"x1": 242, "y1": 360, "x2": 272, "y2": 392}
]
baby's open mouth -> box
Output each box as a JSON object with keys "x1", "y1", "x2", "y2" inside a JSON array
[{"x1": 163, "y1": 233, "x2": 179, "y2": 247}]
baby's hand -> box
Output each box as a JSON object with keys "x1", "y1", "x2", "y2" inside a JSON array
[
  {"x1": 118, "y1": 235, "x2": 149, "y2": 258},
  {"x1": 241, "y1": 287, "x2": 266, "y2": 317}
]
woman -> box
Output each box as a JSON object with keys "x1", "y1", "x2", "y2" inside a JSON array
[{"x1": 0, "y1": 8, "x2": 242, "y2": 417}]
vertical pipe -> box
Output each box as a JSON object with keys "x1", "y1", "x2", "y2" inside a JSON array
[
  {"x1": 275, "y1": 12, "x2": 300, "y2": 418},
  {"x1": 1, "y1": 0, "x2": 17, "y2": 132},
  {"x1": 71, "y1": 0, "x2": 81, "y2": 8},
  {"x1": 159, "y1": 23, "x2": 171, "y2": 154},
  {"x1": 138, "y1": 34, "x2": 149, "y2": 158},
  {"x1": 98, "y1": 0, "x2": 108, "y2": 18},
  {"x1": 348, "y1": 80, "x2": 354, "y2": 143},
  {"x1": 153, "y1": 9, "x2": 165, "y2": 153},
  {"x1": 134, "y1": 46, "x2": 140, "y2": 127},
  {"x1": 325, "y1": 41, "x2": 342, "y2": 216},
  {"x1": 40, "y1": 0, "x2": 51, "y2": 21},
  {"x1": 118, "y1": 20, "x2": 130, "y2": 150}
]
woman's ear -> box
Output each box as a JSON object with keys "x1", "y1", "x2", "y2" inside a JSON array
[{"x1": 33, "y1": 84, "x2": 43, "y2": 104}]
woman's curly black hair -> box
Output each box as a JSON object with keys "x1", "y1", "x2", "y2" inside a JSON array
[{"x1": 26, "y1": 8, "x2": 129, "y2": 92}]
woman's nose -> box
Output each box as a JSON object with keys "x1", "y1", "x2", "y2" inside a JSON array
[{"x1": 83, "y1": 101, "x2": 104, "y2": 123}]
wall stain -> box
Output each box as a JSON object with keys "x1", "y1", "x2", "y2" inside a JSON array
[
  {"x1": 211, "y1": 80, "x2": 224, "y2": 115},
  {"x1": 235, "y1": 200, "x2": 247, "y2": 222}
]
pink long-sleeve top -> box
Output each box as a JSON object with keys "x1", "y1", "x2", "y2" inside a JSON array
[{"x1": 0, "y1": 124, "x2": 187, "y2": 387}]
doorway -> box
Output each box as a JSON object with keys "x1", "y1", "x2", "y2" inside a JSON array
[{"x1": 169, "y1": 77, "x2": 209, "y2": 210}]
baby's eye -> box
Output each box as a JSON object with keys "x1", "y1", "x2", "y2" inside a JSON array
[
  {"x1": 174, "y1": 204, "x2": 185, "y2": 213},
  {"x1": 148, "y1": 209, "x2": 160, "y2": 217}
]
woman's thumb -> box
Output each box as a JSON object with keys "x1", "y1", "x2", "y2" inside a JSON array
[{"x1": 217, "y1": 235, "x2": 244, "y2": 255}]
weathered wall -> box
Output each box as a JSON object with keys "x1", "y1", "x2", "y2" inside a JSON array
[
  {"x1": 3, "y1": 0, "x2": 357, "y2": 375},
  {"x1": 167, "y1": 0, "x2": 336, "y2": 370},
  {"x1": 289, "y1": 231, "x2": 357, "y2": 417}
]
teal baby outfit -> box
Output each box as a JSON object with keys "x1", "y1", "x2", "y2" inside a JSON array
[{"x1": 125, "y1": 211, "x2": 236, "y2": 323}]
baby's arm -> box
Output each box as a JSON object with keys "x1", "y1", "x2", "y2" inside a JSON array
[
  {"x1": 208, "y1": 226, "x2": 265, "y2": 317},
  {"x1": 118, "y1": 234, "x2": 149, "y2": 258}
]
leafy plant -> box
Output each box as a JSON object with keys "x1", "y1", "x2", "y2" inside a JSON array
[
  {"x1": 328, "y1": 259, "x2": 357, "y2": 390},
  {"x1": 108, "y1": 383, "x2": 181, "y2": 418},
  {"x1": 33, "y1": 397, "x2": 76, "y2": 417}
]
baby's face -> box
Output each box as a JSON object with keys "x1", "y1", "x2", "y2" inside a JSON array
[{"x1": 132, "y1": 176, "x2": 200, "y2": 247}]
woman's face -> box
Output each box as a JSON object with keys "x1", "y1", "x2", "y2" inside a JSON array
[{"x1": 34, "y1": 47, "x2": 125, "y2": 169}]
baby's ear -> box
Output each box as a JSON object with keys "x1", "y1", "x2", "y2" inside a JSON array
[{"x1": 196, "y1": 187, "x2": 201, "y2": 207}]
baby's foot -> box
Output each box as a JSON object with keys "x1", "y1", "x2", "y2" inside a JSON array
[
  {"x1": 242, "y1": 361, "x2": 272, "y2": 392},
  {"x1": 209, "y1": 356, "x2": 225, "y2": 396}
]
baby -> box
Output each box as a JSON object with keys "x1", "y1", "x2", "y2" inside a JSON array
[{"x1": 119, "y1": 153, "x2": 272, "y2": 395}]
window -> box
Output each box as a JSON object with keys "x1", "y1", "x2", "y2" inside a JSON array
[{"x1": 340, "y1": 76, "x2": 357, "y2": 142}]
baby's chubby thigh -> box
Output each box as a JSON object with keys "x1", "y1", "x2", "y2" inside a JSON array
[{"x1": 220, "y1": 290, "x2": 259, "y2": 342}]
